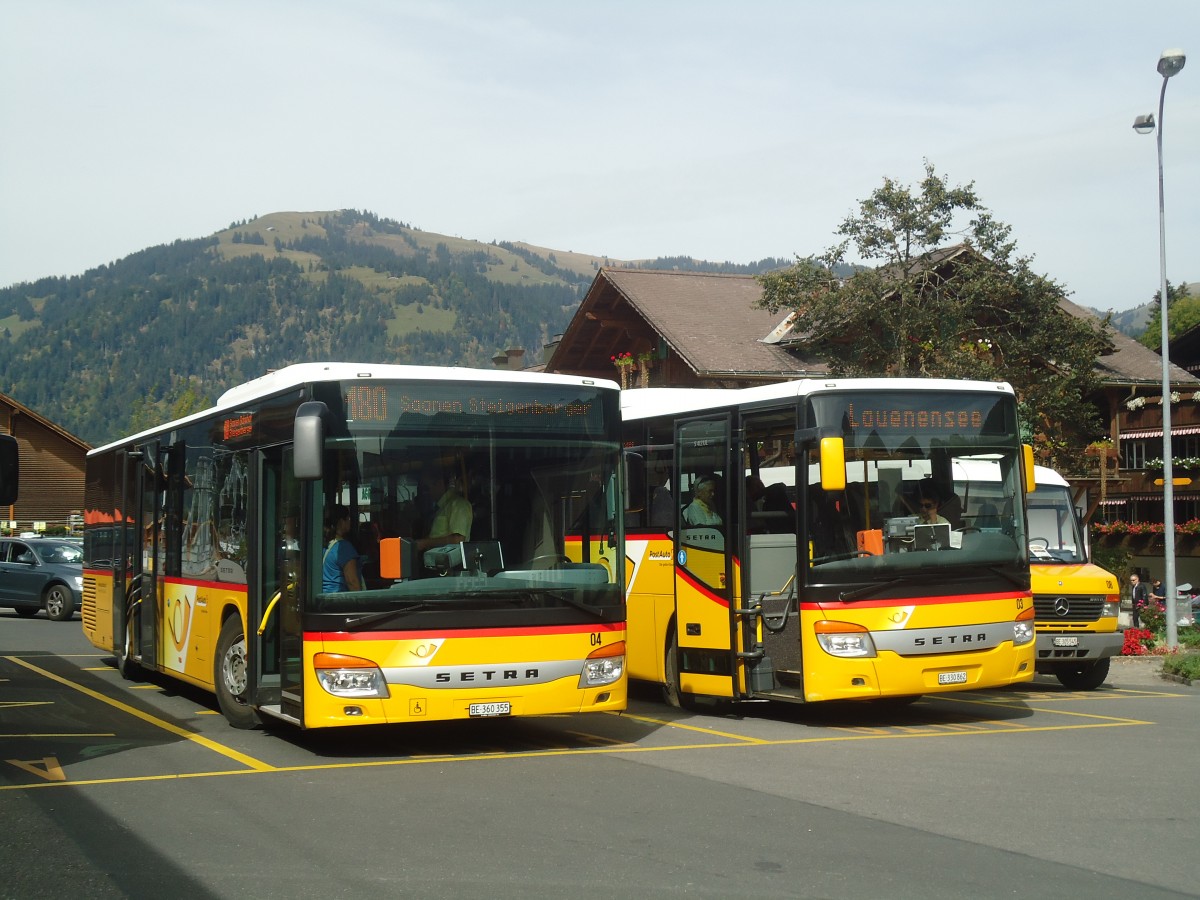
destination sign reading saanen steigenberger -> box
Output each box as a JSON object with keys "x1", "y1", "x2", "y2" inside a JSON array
[{"x1": 337, "y1": 381, "x2": 608, "y2": 434}]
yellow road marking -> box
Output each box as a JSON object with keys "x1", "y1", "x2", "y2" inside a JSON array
[
  {"x1": 4, "y1": 656, "x2": 275, "y2": 773},
  {"x1": 617, "y1": 710, "x2": 770, "y2": 742},
  {"x1": 0, "y1": 716, "x2": 1151, "y2": 793},
  {"x1": 7, "y1": 757, "x2": 66, "y2": 781},
  {"x1": 0, "y1": 701, "x2": 53, "y2": 710},
  {"x1": 2, "y1": 733, "x2": 115, "y2": 738}
]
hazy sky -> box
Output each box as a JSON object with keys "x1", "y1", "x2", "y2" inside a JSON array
[{"x1": 2, "y1": 1, "x2": 1197, "y2": 312}]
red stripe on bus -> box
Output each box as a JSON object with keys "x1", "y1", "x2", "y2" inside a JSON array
[
  {"x1": 799, "y1": 590, "x2": 1031, "y2": 610},
  {"x1": 676, "y1": 567, "x2": 729, "y2": 608},
  {"x1": 306, "y1": 621, "x2": 625, "y2": 641},
  {"x1": 82, "y1": 570, "x2": 249, "y2": 594}
]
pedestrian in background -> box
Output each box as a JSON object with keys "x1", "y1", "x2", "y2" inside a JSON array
[
  {"x1": 1129, "y1": 572, "x2": 1149, "y2": 628},
  {"x1": 1150, "y1": 577, "x2": 1165, "y2": 605}
]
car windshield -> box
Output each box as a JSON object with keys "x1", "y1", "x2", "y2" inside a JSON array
[{"x1": 41, "y1": 543, "x2": 83, "y2": 564}]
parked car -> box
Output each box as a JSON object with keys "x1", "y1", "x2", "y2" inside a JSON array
[{"x1": 0, "y1": 537, "x2": 83, "y2": 621}]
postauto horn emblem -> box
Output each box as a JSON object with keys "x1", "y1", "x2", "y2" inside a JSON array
[{"x1": 1053, "y1": 597, "x2": 1071, "y2": 617}]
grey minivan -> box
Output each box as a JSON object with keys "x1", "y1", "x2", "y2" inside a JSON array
[{"x1": 0, "y1": 537, "x2": 83, "y2": 621}]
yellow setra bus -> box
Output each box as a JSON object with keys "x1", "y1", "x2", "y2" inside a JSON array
[
  {"x1": 82, "y1": 363, "x2": 627, "y2": 729},
  {"x1": 620, "y1": 378, "x2": 1037, "y2": 708}
]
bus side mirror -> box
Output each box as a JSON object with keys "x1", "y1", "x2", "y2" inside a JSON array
[
  {"x1": 0, "y1": 434, "x2": 17, "y2": 506},
  {"x1": 1023, "y1": 444, "x2": 1036, "y2": 493},
  {"x1": 820, "y1": 436, "x2": 846, "y2": 492},
  {"x1": 294, "y1": 401, "x2": 328, "y2": 481}
]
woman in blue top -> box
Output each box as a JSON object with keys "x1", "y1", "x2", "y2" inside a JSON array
[{"x1": 322, "y1": 505, "x2": 362, "y2": 593}]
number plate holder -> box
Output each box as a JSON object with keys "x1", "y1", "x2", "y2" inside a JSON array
[{"x1": 469, "y1": 701, "x2": 512, "y2": 718}]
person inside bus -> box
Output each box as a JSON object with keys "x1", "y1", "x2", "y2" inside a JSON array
[
  {"x1": 416, "y1": 466, "x2": 473, "y2": 552},
  {"x1": 916, "y1": 487, "x2": 950, "y2": 526},
  {"x1": 683, "y1": 475, "x2": 722, "y2": 526},
  {"x1": 323, "y1": 504, "x2": 363, "y2": 593}
]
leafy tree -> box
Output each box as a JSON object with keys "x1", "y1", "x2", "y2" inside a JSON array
[
  {"x1": 756, "y1": 161, "x2": 1111, "y2": 463},
  {"x1": 1138, "y1": 281, "x2": 1196, "y2": 349}
]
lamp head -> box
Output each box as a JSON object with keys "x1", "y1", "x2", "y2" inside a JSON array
[
  {"x1": 1158, "y1": 49, "x2": 1186, "y2": 78},
  {"x1": 1132, "y1": 113, "x2": 1155, "y2": 135}
]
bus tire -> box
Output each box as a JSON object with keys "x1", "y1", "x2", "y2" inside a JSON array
[
  {"x1": 44, "y1": 584, "x2": 76, "y2": 621},
  {"x1": 115, "y1": 617, "x2": 140, "y2": 680},
  {"x1": 663, "y1": 626, "x2": 700, "y2": 711},
  {"x1": 215, "y1": 615, "x2": 258, "y2": 729},
  {"x1": 1053, "y1": 657, "x2": 1110, "y2": 691}
]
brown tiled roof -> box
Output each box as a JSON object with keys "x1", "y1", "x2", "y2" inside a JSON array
[
  {"x1": 597, "y1": 269, "x2": 826, "y2": 376},
  {"x1": 546, "y1": 264, "x2": 1195, "y2": 391},
  {"x1": 1060, "y1": 297, "x2": 1198, "y2": 387}
]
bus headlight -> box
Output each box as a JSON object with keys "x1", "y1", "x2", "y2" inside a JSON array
[
  {"x1": 580, "y1": 641, "x2": 625, "y2": 687},
  {"x1": 1100, "y1": 596, "x2": 1120, "y2": 618},
  {"x1": 814, "y1": 621, "x2": 876, "y2": 658},
  {"x1": 1014, "y1": 607, "x2": 1036, "y2": 645},
  {"x1": 314, "y1": 652, "x2": 389, "y2": 698}
]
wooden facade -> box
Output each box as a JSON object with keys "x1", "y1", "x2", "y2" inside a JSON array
[{"x1": 0, "y1": 393, "x2": 88, "y2": 532}]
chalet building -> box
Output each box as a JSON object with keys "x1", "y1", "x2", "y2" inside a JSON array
[
  {"x1": 544, "y1": 265, "x2": 1200, "y2": 582},
  {"x1": 0, "y1": 392, "x2": 89, "y2": 533},
  {"x1": 543, "y1": 268, "x2": 828, "y2": 389}
]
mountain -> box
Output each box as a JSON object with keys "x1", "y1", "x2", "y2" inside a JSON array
[
  {"x1": 1098, "y1": 302, "x2": 1153, "y2": 338},
  {"x1": 0, "y1": 210, "x2": 791, "y2": 446}
]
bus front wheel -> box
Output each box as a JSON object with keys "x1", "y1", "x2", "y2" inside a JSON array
[
  {"x1": 215, "y1": 616, "x2": 258, "y2": 729},
  {"x1": 1053, "y1": 658, "x2": 1111, "y2": 691}
]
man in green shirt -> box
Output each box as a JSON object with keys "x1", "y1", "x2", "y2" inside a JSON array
[{"x1": 417, "y1": 467, "x2": 473, "y2": 552}]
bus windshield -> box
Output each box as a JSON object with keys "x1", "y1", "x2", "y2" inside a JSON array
[
  {"x1": 1024, "y1": 483, "x2": 1087, "y2": 565},
  {"x1": 307, "y1": 380, "x2": 623, "y2": 624},
  {"x1": 804, "y1": 390, "x2": 1027, "y2": 580}
]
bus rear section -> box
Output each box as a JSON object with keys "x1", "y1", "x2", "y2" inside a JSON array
[{"x1": 622, "y1": 379, "x2": 1037, "y2": 708}]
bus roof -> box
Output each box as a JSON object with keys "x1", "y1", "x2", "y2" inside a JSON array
[
  {"x1": 621, "y1": 378, "x2": 1016, "y2": 422},
  {"x1": 90, "y1": 362, "x2": 619, "y2": 457}
]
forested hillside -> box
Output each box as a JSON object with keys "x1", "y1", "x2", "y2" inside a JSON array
[{"x1": 0, "y1": 209, "x2": 786, "y2": 446}]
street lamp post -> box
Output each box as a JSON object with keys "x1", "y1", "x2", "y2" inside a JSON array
[{"x1": 1133, "y1": 48, "x2": 1186, "y2": 649}]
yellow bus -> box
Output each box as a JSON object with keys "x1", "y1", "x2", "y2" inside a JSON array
[
  {"x1": 919, "y1": 459, "x2": 1121, "y2": 689},
  {"x1": 620, "y1": 378, "x2": 1036, "y2": 708},
  {"x1": 82, "y1": 363, "x2": 627, "y2": 729},
  {"x1": 1026, "y1": 466, "x2": 1121, "y2": 689}
]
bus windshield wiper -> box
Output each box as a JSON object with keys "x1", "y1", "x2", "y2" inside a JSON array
[
  {"x1": 838, "y1": 578, "x2": 907, "y2": 602},
  {"x1": 527, "y1": 588, "x2": 609, "y2": 619},
  {"x1": 343, "y1": 602, "x2": 436, "y2": 631},
  {"x1": 985, "y1": 565, "x2": 1029, "y2": 590}
]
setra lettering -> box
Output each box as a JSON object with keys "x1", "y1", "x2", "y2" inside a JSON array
[
  {"x1": 435, "y1": 668, "x2": 540, "y2": 683},
  {"x1": 913, "y1": 633, "x2": 988, "y2": 647}
]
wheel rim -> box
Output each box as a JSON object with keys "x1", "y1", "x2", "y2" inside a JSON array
[
  {"x1": 46, "y1": 588, "x2": 65, "y2": 617},
  {"x1": 222, "y1": 636, "x2": 249, "y2": 699}
]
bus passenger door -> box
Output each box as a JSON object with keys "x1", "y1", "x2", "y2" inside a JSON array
[
  {"x1": 672, "y1": 416, "x2": 738, "y2": 699},
  {"x1": 254, "y1": 447, "x2": 303, "y2": 723},
  {"x1": 116, "y1": 441, "x2": 160, "y2": 674}
]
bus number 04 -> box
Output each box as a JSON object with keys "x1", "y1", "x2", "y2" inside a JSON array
[{"x1": 590, "y1": 632, "x2": 602, "y2": 646}]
